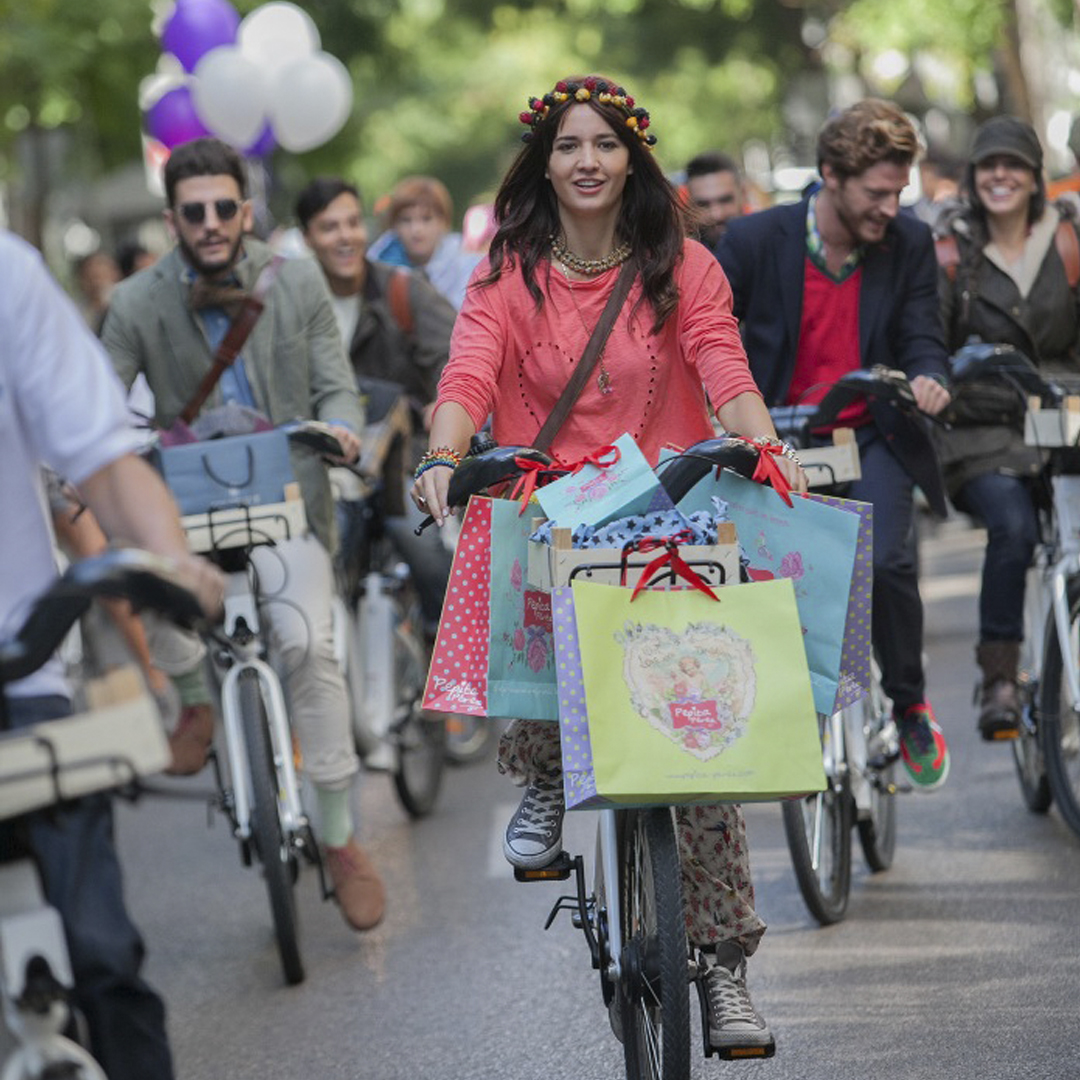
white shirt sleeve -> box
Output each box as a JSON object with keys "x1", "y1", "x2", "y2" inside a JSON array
[{"x1": 1, "y1": 233, "x2": 141, "y2": 485}]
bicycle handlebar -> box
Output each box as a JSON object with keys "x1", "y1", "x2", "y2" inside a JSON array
[
  {"x1": 654, "y1": 437, "x2": 761, "y2": 503},
  {"x1": 947, "y1": 340, "x2": 1057, "y2": 400},
  {"x1": 770, "y1": 365, "x2": 919, "y2": 446},
  {"x1": 0, "y1": 549, "x2": 204, "y2": 687}
]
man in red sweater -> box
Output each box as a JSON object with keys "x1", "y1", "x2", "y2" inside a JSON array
[{"x1": 718, "y1": 99, "x2": 954, "y2": 791}]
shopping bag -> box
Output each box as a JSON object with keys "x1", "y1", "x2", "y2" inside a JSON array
[
  {"x1": 806, "y1": 493, "x2": 874, "y2": 713},
  {"x1": 149, "y1": 430, "x2": 295, "y2": 515},
  {"x1": 423, "y1": 496, "x2": 558, "y2": 720},
  {"x1": 536, "y1": 432, "x2": 673, "y2": 528},
  {"x1": 678, "y1": 471, "x2": 861, "y2": 715},
  {"x1": 556, "y1": 577, "x2": 824, "y2": 808}
]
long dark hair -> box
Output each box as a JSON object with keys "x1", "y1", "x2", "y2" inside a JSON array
[{"x1": 483, "y1": 76, "x2": 688, "y2": 334}]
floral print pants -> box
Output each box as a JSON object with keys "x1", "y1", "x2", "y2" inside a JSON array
[{"x1": 498, "y1": 719, "x2": 766, "y2": 954}]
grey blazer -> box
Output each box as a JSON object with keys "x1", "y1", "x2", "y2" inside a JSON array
[{"x1": 102, "y1": 239, "x2": 363, "y2": 551}]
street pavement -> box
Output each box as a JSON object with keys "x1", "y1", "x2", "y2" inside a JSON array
[{"x1": 111, "y1": 516, "x2": 1080, "y2": 1080}]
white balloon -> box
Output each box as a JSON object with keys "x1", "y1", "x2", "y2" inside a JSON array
[
  {"x1": 268, "y1": 52, "x2": 352, "y2": 153},
  {"x1": 193, "y1": 46, "x2": 269, "y2": 149},
  {"x1": 238, "y1": 2, "x2": 320, "y2": 73}
]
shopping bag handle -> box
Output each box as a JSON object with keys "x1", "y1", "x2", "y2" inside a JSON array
[{"x1": 619, "y1": 532, "x2": 719, "y2": 601}]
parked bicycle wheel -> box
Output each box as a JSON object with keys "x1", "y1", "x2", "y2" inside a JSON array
[
  {"x1": 391, "y1": 595, "x2": 446, "y2": 818},
  {"x1": 444, "y1": 714, "x2": 496, "y2": 765},
  {"x1": 782, "y1": 714, "x2": 852, "y2": 924},
  {"x1": 1038, "y1": 581, "x2": 1080, "y2": 836},
  {"x1": 618, "y1": 808, "x2": 691, "y2": 1080},
  {"x1": 238, "y1": 670, "x2": 304, "y2": 986}
]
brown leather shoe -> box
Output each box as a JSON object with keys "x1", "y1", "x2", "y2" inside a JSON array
[
  {"x1": 165, "y1": 703, "x2": 215, "y2": 775},
  {"x1": 324, "y1": 837, "x2": 386, "y2": 931}
]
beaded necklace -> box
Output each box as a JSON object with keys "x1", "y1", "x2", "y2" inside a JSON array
[{"x1": 550, "y1": 233, "x2": 632, "y2": 276}]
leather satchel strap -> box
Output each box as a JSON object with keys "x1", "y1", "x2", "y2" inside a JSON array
[
  {"x1": 533, "y1": 260, "x2": 637, "y2": 453},
  {"x1": 1055, "y1": 218, "x2": 1080, "y2": 291},
  {"x1": 178, "y1": 256, "x2": 284, "y2": 425},
  {"x1": 387, "y1": 268, "x2": 415, "y2": 335}
]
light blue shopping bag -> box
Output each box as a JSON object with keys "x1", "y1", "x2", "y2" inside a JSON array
[
  {"x1": 678, "y1": 471, "x2": 862, "y2": 715},
  {"x1": 536, "y1": 432, "x2": 672, "y2": 529}
]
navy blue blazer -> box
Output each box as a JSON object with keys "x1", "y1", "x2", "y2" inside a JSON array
[{"x1": 716, "y1": 198, "x2": 948, "y2": 406}]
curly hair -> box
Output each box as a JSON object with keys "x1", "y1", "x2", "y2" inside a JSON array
[
  {"x1": 816, "y1": 99, "x2": 918, "y2": 180},
  {"x1": 483, "y1": 75, "x2": 689, "y2": 334}
]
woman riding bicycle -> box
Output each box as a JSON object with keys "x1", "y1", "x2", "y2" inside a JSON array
[
  {"x1": 935, "y1": 116, "x2": 1080, "y2": 738},
  {"x1": 411, "y1": 73, "x2": 805, "y2": 1053}
]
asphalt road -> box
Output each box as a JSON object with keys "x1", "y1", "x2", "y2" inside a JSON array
[{"x1": 109, "y1": 516, "x2": 1080, "y2": 1080}]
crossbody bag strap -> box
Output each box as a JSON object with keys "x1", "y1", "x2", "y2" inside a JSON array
[
  {"x1": 532, "y1": 259, "x2": 637, "y2": 453},
  {"x1": 178, "y1": 256, "x2": 284, "y2": 425}
]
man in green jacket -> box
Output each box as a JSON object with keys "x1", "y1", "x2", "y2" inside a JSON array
[{"x1": 102, "y1": 138, "x2": 384, "y2": 932}]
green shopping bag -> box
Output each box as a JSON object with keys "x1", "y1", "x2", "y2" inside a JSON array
[{"x1": 571, "y1": 577, "x2": 825, "y2": 804}]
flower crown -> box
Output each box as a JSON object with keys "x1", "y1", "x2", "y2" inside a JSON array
[{"x1": 519, "y1": 77, "x2": 657, "y2": 148}]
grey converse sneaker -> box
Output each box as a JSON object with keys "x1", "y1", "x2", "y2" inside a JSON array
[
  {"x1": 503, "y1": 774, "x2": 565, "y2": 869},
  {"x1": 703, "y1": 945, "x2": 775, "y2": 1055}
]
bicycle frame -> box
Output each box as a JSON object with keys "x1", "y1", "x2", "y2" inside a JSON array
[{"x1": 1048, "y1": 553, "x2": 1080, "y2": 714}]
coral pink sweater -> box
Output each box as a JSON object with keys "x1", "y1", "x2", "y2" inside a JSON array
[{"x1": 435, "y1": 239, "x2": 762, "y2": 465}]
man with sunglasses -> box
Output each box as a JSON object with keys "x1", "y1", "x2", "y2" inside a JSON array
[{"x1": 101, "y1": 138, "x2": 386, "y2": 934}]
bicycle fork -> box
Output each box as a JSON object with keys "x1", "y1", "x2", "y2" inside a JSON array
[
  {"x1": 1049, "y1": 555, "x2": 1080, "y2": 715},
  {"x1": 218, "y1": 658, "x2": 306, "y2": 844}
]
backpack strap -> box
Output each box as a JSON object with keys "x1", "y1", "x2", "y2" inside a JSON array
[
  {"x1": 1055, "y1": 219, "x2": 1080, "y2": 290},
  {"x1": 387, "y1": 268, "x2": 415, "y2": 336}
]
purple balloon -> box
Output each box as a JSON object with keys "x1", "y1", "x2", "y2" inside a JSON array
[
  {"x1": 144, "y1": 86, "x2": 213, "y2": 149},
  {"x1": 161, "y1": 0, "x2": 240, "y2": 73},
  {"x1": 245, "y1": 123, "x2": 277, "y2": 159}
]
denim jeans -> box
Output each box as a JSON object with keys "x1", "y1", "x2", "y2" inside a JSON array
[
  {"x1": 0, "y1": 695, "x2": 175, "y2": 1080},
  {"x1": 954, "y1": 471, "x2": 1038, "y2": 642}
]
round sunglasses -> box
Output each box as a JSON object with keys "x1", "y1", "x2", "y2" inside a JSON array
[{"x1": 176, "y1": 198, "x2": 242, "y2": 226}]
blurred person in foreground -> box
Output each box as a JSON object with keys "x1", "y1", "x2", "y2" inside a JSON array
[
  {"x1": 718, "y1": 98, "x2": 954, "y2": 792},
  {"x1": 0, "y1": 228, "x2": 224, "y2": 1080},
  {"x1": 934, "y1": 116, "x2": 1080, "y2": 739}
]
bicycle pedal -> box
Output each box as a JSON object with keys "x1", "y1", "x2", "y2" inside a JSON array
[
  {"x1": 513, "y1": 852, "x2": 574, "y2": 882},
  {"x1": 983, "y1": 728, "x2": 1020, "y2": 741},
  {"x1": 715, "y1": 1040, "x2": 776, "y2": 1061}
]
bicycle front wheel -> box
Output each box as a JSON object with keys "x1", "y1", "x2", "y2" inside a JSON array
[
  {"x1": 619, "y1": 808, "x2": 691, "y2": 1080},
  {"x1": 782, "y1": 716, "x2": 852, "y2": 925},
  {"x1": 239, "y1": 670, "x2": 304, "y2": 986},
  {"x1": 391, "y1": 609, "x2": 446, "y2": 818},
  {"x1": 1038, "y1": 585, "x2": 1080, "y2": 836},
  {"x1": 443, "y1": 715, "x2": 496, "y2": 765}
]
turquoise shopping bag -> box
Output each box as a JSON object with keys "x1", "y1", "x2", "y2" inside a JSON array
[{"x1": 678, "y1": 471, "x2": 863, "y2": 715}]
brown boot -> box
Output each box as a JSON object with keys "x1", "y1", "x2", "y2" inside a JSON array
[
  {"x1": 324, "y1": 837, "x2": 386, "y2": 931},
  {"x1": 165, "y1": 703, "x2": 215, "y2": 775},
  {"x1": 975, "y1": 641, "x2": 1021, "y2": 741}
]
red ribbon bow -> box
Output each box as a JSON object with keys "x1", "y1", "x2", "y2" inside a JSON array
[
  {"x1": 509, "y1": 456, "x2": 561, "y2": 514},
  {"x1": 555, "y1": 444, "x2": 621, "y2": 475},
  {"x1": 620, "y1": 532, "x2": 719, "y2": 602},
  {"x1": 748, "y1": 442, "x2": 794, "y2": 507}
]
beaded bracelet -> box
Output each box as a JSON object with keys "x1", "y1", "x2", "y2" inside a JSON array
[{"x1": 414, "y1": 446, "x2": 463, "y2": 480}]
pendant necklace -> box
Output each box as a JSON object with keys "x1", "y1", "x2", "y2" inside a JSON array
[{"x1": 559, "y1": 259, "x2": 615, "y2": 395}]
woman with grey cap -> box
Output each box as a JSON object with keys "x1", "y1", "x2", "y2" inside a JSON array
[{"x1": 935, "y1": 115, "x2": 1080, "y2": 739}]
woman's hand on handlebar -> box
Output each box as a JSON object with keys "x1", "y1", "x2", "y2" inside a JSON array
[
  {"x1": 410, "y1": 465, "x2": 455, "y2": 527},
  {"x1": 911, "y1": 374, "x2": 951, "y2": 417},
  {"x1": 778, "y1": 454, "x2": 809, "y2": 496}
]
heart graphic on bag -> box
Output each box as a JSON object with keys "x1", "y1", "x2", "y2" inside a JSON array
[{"x1": 614, "y1": 621, "x2": 756, "y2": 760}]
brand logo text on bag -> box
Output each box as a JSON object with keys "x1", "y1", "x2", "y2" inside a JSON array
[{"x1": 615, "y1": 621, "x2": 756, "y2": 761}]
